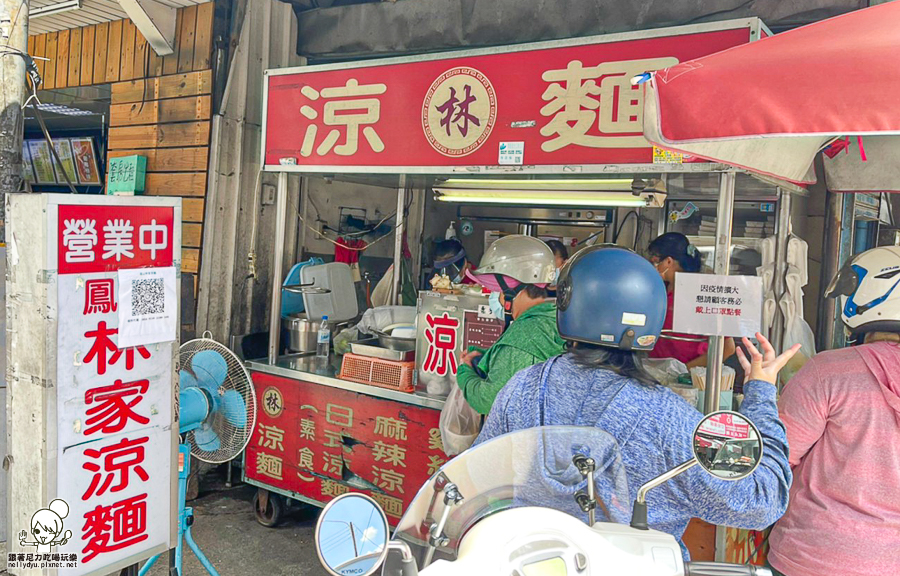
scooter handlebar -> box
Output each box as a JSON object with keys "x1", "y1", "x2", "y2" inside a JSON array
[{"x1": 685, "y1": 562, "x2": 773, "y2": 576}]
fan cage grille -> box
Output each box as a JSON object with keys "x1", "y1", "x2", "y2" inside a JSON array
[{"x1": 179, "y1": 337, "x2": 257, "y2": 464}]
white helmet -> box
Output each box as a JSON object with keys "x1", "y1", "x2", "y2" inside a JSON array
[
  {"x1": 825, "y1": 245, "x2": 900, "y2": 336},
  {"x1": 474, "y1": 235, "x2": 556, "y2": 285}
]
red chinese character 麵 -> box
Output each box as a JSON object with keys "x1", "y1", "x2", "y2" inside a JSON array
[
  {"x1": 82, "y1": 436, "x2": 149, "y2": 500},
  {"x1": 84, "y1": 379, "x2": 150, "y2": 436},
  {"x1": 81, "y1": 494, "x2": 148, "y2": 563},
  {"x1": 423, "y1": 313, "x2": 460, "y2": 376}
]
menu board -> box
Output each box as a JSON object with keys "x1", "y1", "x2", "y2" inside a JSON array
[
  {"x1": 23, "y1": 137, "x2": 103, "y2": 186},
  {"x1": 28, "y1": 139, "x2": 57, "y2": 184},
  {"x1": 52, "y1": 139, "x2": 78, "y2": 184},
  {"x1": 21, "y1": 143, "x2": 35, "y2": 183},
  {"x1": 71, "y1": 137, "x2": 102, "y2": 185}
]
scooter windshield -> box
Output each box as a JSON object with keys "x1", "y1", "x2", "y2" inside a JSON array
[{"x1": 391, "y1": 426, "x2": 630, "y2": 568}]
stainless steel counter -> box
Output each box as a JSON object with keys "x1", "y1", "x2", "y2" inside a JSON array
[{"x1": 246, "y1": 354, "x2": 446, "y2": 410}]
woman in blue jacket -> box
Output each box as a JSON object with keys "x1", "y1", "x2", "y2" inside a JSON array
[{"x1": 475, "y1": 246, "x2": 799, "y2": 558}]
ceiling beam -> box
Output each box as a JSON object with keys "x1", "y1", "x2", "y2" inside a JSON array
[{"x1": 117, "y1": 0, "x2": 176, "y2": 56}]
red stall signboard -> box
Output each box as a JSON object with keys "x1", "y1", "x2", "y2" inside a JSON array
[
  {"x1": 51, "y1": 198, "x2": 180, "y2": 575},
  {"x1": 263, "y1": 20, "x2": 763, "y2": 172},
  {"x1": 245, "y1": 373, "x2": 445, "y2": 523}
]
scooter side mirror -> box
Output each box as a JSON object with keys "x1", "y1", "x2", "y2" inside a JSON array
[
  {"x1": 692, "y1": 411, "x2": 763, "y2": 481},
  {"x1": 315, "y1": 493, "x2": 390, "y2": 576},
  {"x1": 630, "y1": 411, "x2": 763, "y2": 530}
]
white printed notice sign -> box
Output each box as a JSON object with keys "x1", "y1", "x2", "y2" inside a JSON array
[
  {"x1": 117, "y1": 266, "x2": 178, "y2": 348},
  {"x1": 673, "y1": 273, "x2": 763, "y2": 338}
]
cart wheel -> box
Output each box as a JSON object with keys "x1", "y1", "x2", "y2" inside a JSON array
[{"x1": 253, "y1": 489, "x2": 284, "y2": 528}]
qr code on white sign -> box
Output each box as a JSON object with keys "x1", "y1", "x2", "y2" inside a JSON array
[{"x1": 132, "y1": 278, "x2": 164, "y2": 315}]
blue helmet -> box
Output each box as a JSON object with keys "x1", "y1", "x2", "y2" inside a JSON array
[{"x1": 557, "y1": 246, "x2": 667, "y2": 351}]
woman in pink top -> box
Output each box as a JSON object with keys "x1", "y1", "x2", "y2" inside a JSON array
[{"x1": 768, "y1": 246, "x2": 900, "y2": 576}]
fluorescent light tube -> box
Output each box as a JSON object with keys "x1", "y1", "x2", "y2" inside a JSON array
[
  {"x1": 435, "y1": 192, "x2": 649, "y2": 207},
  {"x1": 31, "y1": 0, "x2": 81, "y2": 17},
  {"x1": 441, "y1": 178, "x2": 635, "y2": 191}
]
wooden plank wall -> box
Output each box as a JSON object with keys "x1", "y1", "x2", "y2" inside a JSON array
[{"x1": 29, "y1": 3, "x2": 216, "y2": 282}]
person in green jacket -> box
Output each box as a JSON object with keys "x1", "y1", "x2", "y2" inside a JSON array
[{"x1": 457, "y1": 235, "x2": 566, "y2": 414}]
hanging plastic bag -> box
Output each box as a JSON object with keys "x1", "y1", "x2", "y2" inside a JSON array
[
  {"x1": 439, "y1": 385, "x2": 482, "y2": 457},
  {"x1": 643, "y1": 357, "x2": 689, "y2": 387},
  {"x1": 332, "y1": 326, "x2": 359, "y2": 356},
  {"x1": 369, "y1": 261, "x2": 418, "y2": 308},
  {"x1": 780, "y1": 298, "x2": 817, "y2": 385}
]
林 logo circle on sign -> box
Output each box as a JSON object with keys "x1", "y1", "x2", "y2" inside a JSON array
[
  {"x1": 422, "y1": 67, "x2": 497, "y2": 157},
  {"x1": 262, "y1": 386, "x2": 284, "y2": 418}
]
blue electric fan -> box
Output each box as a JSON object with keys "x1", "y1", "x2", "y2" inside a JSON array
[{"x1": 140, "y1": 335, "x2": 257, "y2": 576}]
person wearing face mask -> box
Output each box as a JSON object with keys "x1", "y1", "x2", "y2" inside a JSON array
[
  {"x1": 545, "y1": 239, "x2": 570, "y2": 289},
  {"x1": 433, "y1": 239, "x2": 477, "y2": 285},
  {"x1": 647, "y1": 232, "x2": 735, "y2": 368},
  {"x1": 456, "y1": 235, "x2": 566, "y2": 415}
]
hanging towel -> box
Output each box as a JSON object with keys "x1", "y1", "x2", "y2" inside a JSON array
[
  {"x1": 335, "y1": 237, "x2": 367, "y2": 282},
  {"x1": 759, "y1": 236, "x2": 776, "y2": 266},
  {"x1": 757, "y1": 262, "x2": 776, "y2": 294},
  {"x1": 763, "y1": 295, "x2": 778, "y2": 340},
  {"x1": 787, "y1": 236, "x2": 809, "y2": 286}
]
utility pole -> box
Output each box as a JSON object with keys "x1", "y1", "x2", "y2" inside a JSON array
[{"x1": 0, "y1": 0, "x2": 29, "y2": 241}]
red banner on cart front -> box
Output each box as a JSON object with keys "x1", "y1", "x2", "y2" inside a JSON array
[
  {"x1": 58, "y1": 205, "x2": 175, "y2": 275},
  {"x1": 263, "y1": 23, "x2": 757, "y2": 170},
  {"x1": 245, "y1": 373, "x2": 445, "y2": 523}
]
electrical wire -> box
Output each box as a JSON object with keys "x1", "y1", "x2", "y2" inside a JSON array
[
  {"x1": 27, "y1": 72, "x2": 79, "y2": 194},
  {"x1": 613, "y1": 210, "x2": 639, "y2": 244},
  {"x1": 297, "y1": 210, "x2": 394, "y2": 252},
  {"x1": 12, "y1": 52, "x2": 79, "y2": 194},
  {"x1": 1, "y1": 1, "x2": 27, "y2": 49},
  {"x1": 290, "y1": 185, "x2": 413, "y2": 252}
]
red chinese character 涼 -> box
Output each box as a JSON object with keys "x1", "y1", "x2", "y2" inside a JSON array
[
  {"x1": 423, "y1": 313, "x2": 460, "y2": 376},
  {"x1": 139, "y1": 219, "x2": 169, "y2": 259},
  {"x1": 436, "y1": 84, "x2": 480, "y2": 138},
  {"x1": 62, "y1": 219, "x2": 98, "y2": 263},
  {"x1": 82, "y1": 436, "x2": 149, "y2": 500},
  {"x1": 84, "y1": 279, "x2": 117, "y2": 315},
  {"x1": 83, "y1": 321, "x2": 151, "y2": 375},
  {"x1": 81, "y1": 494, "x2": 148, "y2": 563},
  {"x1": 298, "y1": 79, "x2": 387, "y2": 157},
  {"x1": 84, "y1": 379, "x2": 150, "y2": 436}
]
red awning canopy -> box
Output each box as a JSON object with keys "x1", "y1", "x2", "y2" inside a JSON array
[{"x1": 642, "y1": 2, "x2": 900, "y2": 191}]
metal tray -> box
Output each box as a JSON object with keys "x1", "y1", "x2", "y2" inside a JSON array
[{"x1": 350, "y1": 339, "x2": 415, "y2": 362}]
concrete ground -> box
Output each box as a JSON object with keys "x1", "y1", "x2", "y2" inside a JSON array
[
  {"x1": 0, "y1": 469, "x2": 329, "y2": 576},
  {"x1": 146, "y1": 471, "x2": 327, "y2": 576}
]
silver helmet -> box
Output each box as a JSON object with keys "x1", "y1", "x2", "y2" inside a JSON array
[{"x1": 473, "y1": 235, "x2": 556, "y2": 285}]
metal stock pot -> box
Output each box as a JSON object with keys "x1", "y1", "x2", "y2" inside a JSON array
[{"x1": 282, "y1": 314, "x2": 340, "y2": 353}]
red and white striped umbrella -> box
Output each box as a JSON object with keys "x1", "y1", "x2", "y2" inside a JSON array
[{"x1": 642, "y1": 2, "x2": 900, "y2": 192}]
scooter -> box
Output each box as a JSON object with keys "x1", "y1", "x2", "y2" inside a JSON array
[{"x1": 314, "y1": 410, "x2": 773, "y2": 576}]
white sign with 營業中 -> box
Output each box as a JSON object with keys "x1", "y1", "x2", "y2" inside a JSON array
[
  {"x1": 672, "y1": 273, "x2": 763, "y2": 337},
  {"x1": 54, "y1": 201, "x2": 177, "y2": 576},
  {"x1": 117, "y1": 266, "x2": 178, "y2": 348}
]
